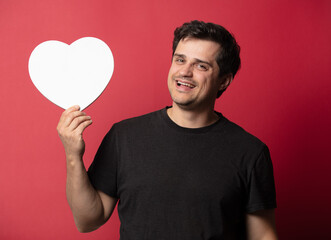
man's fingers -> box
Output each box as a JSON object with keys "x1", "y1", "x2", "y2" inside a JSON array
[
  {"x1": 74, "y1": 118, "x2": 93, "y2": 135},
  {"x1": 67, "y1": 105, "x2": 80, "y2": 112},
  {"x1": 68, "y1": 115, "x2": 92, "y2": 131},
  {"x1": 60, "y1": 109, "x2": 87, "y2": 128},
  {"x1": 58, "y1": 105, "x2": 80, "y2": 125},
  {"x1": 62, "y1": 105, "x2": 81, "y2": 119}
]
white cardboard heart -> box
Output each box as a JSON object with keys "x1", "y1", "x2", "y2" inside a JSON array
[{"x1": 28, "y1": 37, "x2": 114, "y2": 110}]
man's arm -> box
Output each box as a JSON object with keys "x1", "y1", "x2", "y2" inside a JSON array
[
  {"x1": 57, "y1": 105, "x2": 117, "y2": 232},
  {"x1": 246, "y1": 209, "x2": 278, "y2": 240}
]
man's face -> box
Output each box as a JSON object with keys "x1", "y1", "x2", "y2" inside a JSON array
[{"x1": 167, "y1": 38, "x2": 225, "y2": 110}]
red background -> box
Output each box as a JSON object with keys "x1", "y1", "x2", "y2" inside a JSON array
[{"x1": 0, "y1": 0, "x2": 330, "y2": 239}]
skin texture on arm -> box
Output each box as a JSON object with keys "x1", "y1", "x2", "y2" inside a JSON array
[
  {"x1": 246, "y1": 209, "x2": 278, "y2": 240},
  {"x1": 57, "y1": 105, "x2": 117, "y2": 232}
]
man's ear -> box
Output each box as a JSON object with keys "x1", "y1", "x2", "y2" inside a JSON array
[{"x1": 219, "y1": 73, "x2": 233, "y2": 91}]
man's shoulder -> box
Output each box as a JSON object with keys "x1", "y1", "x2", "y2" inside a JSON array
[
  {"x1": 113, "y1": 108, "x2": 163, "y2": 131},
  {"x1": 220, "y1": 116, "x2": 266, "y2": 151}
]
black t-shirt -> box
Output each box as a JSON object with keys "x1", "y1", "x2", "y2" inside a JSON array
[{"x1": 88, "y1": 108, "x2": 277, "y2": 240}]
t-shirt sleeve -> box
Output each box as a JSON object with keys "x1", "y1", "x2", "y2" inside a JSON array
[
  {"x1": 245, "y1": 145, "x2": 277, "y2": 213},
  {"x1": 87, "y1": 125, "x2": 118, "y2": 198}
]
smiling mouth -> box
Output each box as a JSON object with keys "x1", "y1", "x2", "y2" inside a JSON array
[{"x1": 176, "y1": 80, "x2": 195, "y2": 88}]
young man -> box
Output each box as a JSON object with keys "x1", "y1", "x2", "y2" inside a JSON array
[{"x1": 57, "y1": 20, "x2": 277, "y2": 239}]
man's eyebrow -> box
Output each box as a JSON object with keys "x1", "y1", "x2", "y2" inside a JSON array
[{"x1": 173, "y1": 53, "x2": 186, "y2": 58}]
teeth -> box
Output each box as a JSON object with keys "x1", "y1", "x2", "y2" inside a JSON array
[{"x1": 177, "y1": 80, "x2": 195, "y2": 88}]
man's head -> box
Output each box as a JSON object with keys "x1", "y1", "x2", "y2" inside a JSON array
[{"x1": 172, "y1": 20, "x2": 241, "y2": 98}]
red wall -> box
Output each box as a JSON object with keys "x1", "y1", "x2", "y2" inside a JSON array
[{"x1": 0, "y1": 0, "x2": 330, "y2": 239}]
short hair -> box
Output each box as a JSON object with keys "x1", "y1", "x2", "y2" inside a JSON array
[{"x1": 172, "y1": 20, "x2": 241, "y2": 97}]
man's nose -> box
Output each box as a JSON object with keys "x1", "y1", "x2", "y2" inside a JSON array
[{"x1": 179, "y1": 63, "x2": 193, "y2": 77}]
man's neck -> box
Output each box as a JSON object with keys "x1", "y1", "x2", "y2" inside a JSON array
[{"x1": 167, "y1": 103, "x2": 219, "y2": 129}]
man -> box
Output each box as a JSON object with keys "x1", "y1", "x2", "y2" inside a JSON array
[{"x1": 57, "y1": 20, "x2": 277, "y2": 239}]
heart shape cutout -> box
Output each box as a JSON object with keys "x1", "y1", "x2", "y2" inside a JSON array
[{"x1": 28, "y1": 37, "x2": 114, "y2": 110}]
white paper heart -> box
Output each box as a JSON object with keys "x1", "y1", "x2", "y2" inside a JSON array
[{"x1": 28, "y1": 37, "x2": 114, "y2": 110}]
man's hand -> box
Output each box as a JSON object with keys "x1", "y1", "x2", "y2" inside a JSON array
[{"x1": 57, "y1": 105, "x2": 93, "y2": 159}]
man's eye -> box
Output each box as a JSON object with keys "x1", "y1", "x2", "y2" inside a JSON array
[
  {"x1": 175, "y1": 58, "x2": 184, "y2": 63},
  {"x1": 197, "y1": 64, "x2": 208, "y2": 70}
]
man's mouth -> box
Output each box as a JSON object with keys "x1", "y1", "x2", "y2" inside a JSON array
[{"x1": 176, "y1": 80, "x2": 195, "y2": 88}]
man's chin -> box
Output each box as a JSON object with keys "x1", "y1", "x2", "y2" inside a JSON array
[
  {"x1": 173, "y1": 100, "x2": 196, "y2": 110},
  {"x1": 170, "y1": 92, "x2": 196, "y2": 109}
]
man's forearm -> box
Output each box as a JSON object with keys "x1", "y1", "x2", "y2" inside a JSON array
[
  {"x1": 66, "y1": 156, "x2": 105, "y2": 232},
  {"x1": 246, "y1": 209, "x2": 278, "y2": 240}
]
